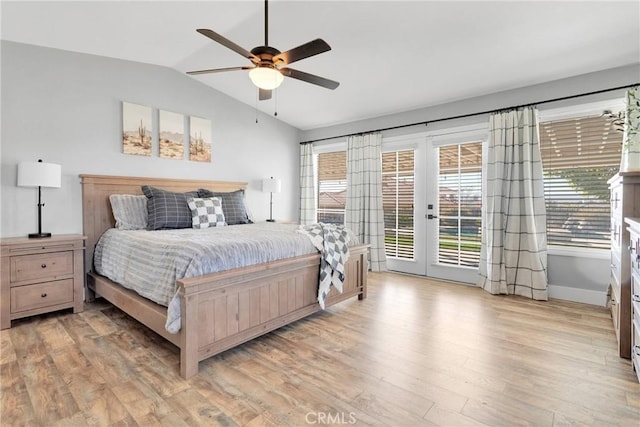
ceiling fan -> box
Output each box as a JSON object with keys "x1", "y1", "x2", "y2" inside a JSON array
[{"x1": 187, "y1": 0, "x2": 339, "y2": 101}]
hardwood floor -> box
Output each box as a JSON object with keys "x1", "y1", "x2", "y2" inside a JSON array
[{"x1": 1, "y1": 272, "x2": 639, "y2": 426}]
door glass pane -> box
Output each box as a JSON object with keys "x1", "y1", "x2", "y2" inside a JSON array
[
  {"x1": 383, "y1": 150, "x2": 415, "y2": 259},
  {"x1": 437, "y1": 141, "x2": 482, "y2": 267}
]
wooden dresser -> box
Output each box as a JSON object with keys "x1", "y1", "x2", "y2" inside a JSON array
[
  {"x1": 0, "y1": 234, "x2": 86, "y2": 329},
  {"x1": 607, "y1": 172, "x2": 640, "y2": 358},
  {"x1": 625, "y1": 217, "x2": 640, "y2": 382}
]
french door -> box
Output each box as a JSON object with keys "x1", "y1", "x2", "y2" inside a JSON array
[
  {"x1": 379, "y1": 129, "x2": 485, "y2": 283},
  {"x1": 423, "y1": 133, "x2": 485, "y2": 283}
]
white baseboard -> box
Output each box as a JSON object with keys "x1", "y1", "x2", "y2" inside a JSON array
[{"x1": 548, "y1": 284, "x2": 607, "y2": 307}]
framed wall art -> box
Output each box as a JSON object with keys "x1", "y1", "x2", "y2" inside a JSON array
[
  {"x1": 122, "y1": 102, "x2": 152, "y2": 156},
  {"x1": 159, "y1": 110, "x2": 185, "y2": 159},
  {"x1": 189, "y1": 116, "x2": 212, "y2": 162}
]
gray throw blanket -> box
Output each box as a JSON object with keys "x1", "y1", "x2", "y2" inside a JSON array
[{"x1": 298, "y1": 223, "x2": 351, "y2": 308}]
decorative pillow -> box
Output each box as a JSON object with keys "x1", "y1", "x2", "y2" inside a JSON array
[
  {"x1": 109, "y1": 194, "x2": 148, "y2": 230},
  {"x1": 142, "y1": 185, "x2": 199, "y2": 230},
  {"x1": 187, "y1": 197, "x2": 226, "y2": 229},
  {"x1": 197, "y1": 189, "x2": 252, "y2": 225}
]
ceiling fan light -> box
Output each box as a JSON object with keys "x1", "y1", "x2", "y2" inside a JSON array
[{"x1": 249, "y1": 67, "x2": 284, "y2": 90}]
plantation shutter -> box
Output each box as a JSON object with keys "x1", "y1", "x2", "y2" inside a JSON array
[
  {"x1": 382, "y1": 150, "x2": 415, "y2": 259},
  {"x1": 539, "y1": 114, "x2": 622, "y2": 249}
]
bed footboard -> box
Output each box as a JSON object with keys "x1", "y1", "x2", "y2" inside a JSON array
[{"x1": 178, "y1": 244, "x2": 368, "y2": 378}]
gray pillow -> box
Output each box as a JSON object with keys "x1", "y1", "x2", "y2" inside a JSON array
[
  {"x1": 142, "y1": 185, "x2": 198, "y2": 230},
  {"x1": 197, "y1": 189, "x2": 252, "y2": 225},
  {"x1": 109, "y1": 194, "x2": 148, "y2": 230}
]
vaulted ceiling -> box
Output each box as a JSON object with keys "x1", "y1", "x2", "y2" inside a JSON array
[{"x1": 2, "y1": 1, "x2": 639, "y2": 130}]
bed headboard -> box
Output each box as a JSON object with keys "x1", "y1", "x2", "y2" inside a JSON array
[{"x1": 80, "y1": 174, "x2": 248, "y2": 273}]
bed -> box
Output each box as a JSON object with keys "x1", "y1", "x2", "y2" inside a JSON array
[{"x1": 80, "y1": 174, "x2": 368, "y2": 379}]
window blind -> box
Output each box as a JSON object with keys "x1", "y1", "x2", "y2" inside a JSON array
[
  {"x1": 317, "y1": 151, "x2": 347, "y2": 224},
  {"x1": 438, "y1": 142, "x2": 482, "y2": 267},
  {"x1": 539, "y1": 114, "x2": 622, "y2": 249},
  {"x1": 382, "y1": 150, "x2": 415, "y2": 259}
]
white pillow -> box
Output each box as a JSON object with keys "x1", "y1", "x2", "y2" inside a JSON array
[
  {"x1": 187, "y1": 197, "x2": 226, "y2": 229},
  {"x1": 109, "y1": 194, "x2": 148, "y2": 230}
]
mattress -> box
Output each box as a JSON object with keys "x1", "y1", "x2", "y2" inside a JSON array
[{"x1": 93, "y1": 222, "x2": 320, "y2": 309}]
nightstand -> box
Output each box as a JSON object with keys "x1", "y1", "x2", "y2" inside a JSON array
[{"x1": 1, "y1": 234, "x2": 86, "y2": 329}]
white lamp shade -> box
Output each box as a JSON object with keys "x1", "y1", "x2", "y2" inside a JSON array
[
  {"x1": 17, "y1": 161, "x2": 61, "y2": 188},
  {"x1": 262, "y1": 177, "x2": 282, "y2": 193},
  {"x1": 249, "y1": 67, "x2": 284, "y2": 90}
]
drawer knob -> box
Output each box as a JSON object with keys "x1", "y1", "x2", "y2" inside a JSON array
[
  {"x1": 41, "y1": 293, "x2": 47, "y2": 298},
  {"x1": 41, "y1": 264, "x2": 47, "y2": 269}
]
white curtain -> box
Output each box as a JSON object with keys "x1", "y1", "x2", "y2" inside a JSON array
[
  {"x1": 345, "y1": 132, "x2": 387, "y2": 271},
  {"x1": 299, "y1": 142, "x2": 317, "y2": 225},
  {"x1": 478, "y1": 107, "x2": 548, "y2": 300}
]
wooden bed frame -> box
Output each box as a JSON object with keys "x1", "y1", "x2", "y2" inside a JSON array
[{"x1": 80, "y1": 175, "x2": 368, "y2": 379}]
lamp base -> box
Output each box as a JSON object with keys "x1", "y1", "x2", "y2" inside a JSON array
[
  {"x1": 266, "y1": 219, "x2": 276, "y2": 222},
  {"x1": 28, "y1": 232, "x2": 52, "y2": 239}
]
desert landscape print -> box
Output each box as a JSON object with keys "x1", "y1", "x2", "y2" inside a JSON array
[
  {"x1": 159, "y1": 110, "x2": 185, "y2": 159},
  {"x1": 190, "y1": 116, "x2": 212, "y2": 162},
  {"x1": 122, "y1": 102, "x2": 152, "y2": 156}
]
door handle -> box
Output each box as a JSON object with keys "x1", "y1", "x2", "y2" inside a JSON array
[{"x1": 427, "y1": 214, "x2": 438, "y2": 220}]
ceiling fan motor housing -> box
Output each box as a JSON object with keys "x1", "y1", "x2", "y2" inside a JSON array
[{"x1": 250, "y1": 46, "x2": 283, "y2": 68}]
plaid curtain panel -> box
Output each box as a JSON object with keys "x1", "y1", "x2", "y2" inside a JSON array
[
  {"x1": 478, "y1": 107, "x2": 548, "y2": 300},
  {"x1": 345, "y1": 132, "x2": 387, "y2": 272},
  {"x1": 299, "y1": 142, "x2": 317, "y2": 225}
]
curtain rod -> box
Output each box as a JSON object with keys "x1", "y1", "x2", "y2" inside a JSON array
[{"x1": 300, "y1": 83, "x2": 639, "y2": 145}]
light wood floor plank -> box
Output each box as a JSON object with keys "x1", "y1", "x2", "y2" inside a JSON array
[{"x1": 1, "y1": 272, "x2": 639, "y2": 426}]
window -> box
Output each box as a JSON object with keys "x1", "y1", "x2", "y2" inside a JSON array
[
  {"x1": 539, "y1": 114, "x2": 622, "y2": 249},
  {"x1": 382, "y1": 150, "x2": 415, "y2": 259},
  {"x1": 438, "y1": 141, "x2": 482, "y2": 267},
  {"x1": 317, "y1": 151, "x2": 346, "y2": 224},
  {"x1": 316, "y1": 149, "x2": 417, "y2": 260}
]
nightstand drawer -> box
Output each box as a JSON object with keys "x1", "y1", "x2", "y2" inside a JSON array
[
  {"x1": 10, "y1": 251, "x2": 73, "y2": 283},
  {"x1": 10, "y1": 279, "x2": 73, "y2": 313}
]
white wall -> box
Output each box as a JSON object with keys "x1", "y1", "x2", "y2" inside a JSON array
[
  {"x1": 301, "y1": 64, "x2": 640, "y2": 305},
  {"x1": 1, "y1": 41, "x2": 301, "y2": 238}
]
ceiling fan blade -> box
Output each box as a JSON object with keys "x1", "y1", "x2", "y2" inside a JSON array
[
  {"x1": 196, "y1": 29, "x2": 258, "y2": 63},
  {"x1": 187, "y1": 66, "x2": 253, "y2": 76},
  {"x1": 259, "y1": 89, "x2": 272, "y2": 101},
  {"x1": 280, "y1": 68, "x2": 339, "y2": 90},
  {"x1": 273, "y1": 39, "x2": 331, "y2": 66}
]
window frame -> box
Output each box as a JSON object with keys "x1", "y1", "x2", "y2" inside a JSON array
[
  {"x1": 316, "y1": 149, "x2": 347, "y2": 225},
  {"x1": 538, "y1": 98, "x2": 625, "y2": 259}
]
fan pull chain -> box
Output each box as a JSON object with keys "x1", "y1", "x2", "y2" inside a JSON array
[
  {"x1": 274, "y1": 89, "x2": 278, "y2": 117},
  {"x1": 255, "y1": 90, "x2": 259, "y2": 124}
]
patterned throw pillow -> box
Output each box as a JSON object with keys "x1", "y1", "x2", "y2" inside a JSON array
[
  {"x1": 142, "y1": 186, "x2": 199, "y2": 230},
  {"x1": 197, "y1": 189, "x2": 252, "y2": 225},
  {"x1": 187, "y1": 197, "x2": 226, "y2": 229}
]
